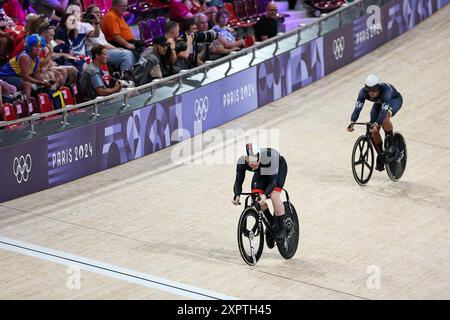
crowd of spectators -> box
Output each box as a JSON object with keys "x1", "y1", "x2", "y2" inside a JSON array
[{"x1": 0, "y1": 0, "x2": 288, "y2": 122}]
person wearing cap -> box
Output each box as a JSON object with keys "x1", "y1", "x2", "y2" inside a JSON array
[
  {"x1": 79, "y1": 44, "x2": 121, "y2": 100},
  {"x1": 133, "y1": 36, "x2": 174, "y2": 86}
]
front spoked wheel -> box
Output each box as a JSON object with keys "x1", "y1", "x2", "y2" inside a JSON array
[
  {"x1": 277, "y1": 201, "x2": 300, "y2": 259},
  {"x1": 352, "y1": 135, "x2": 374, "y2": 185},
  {"x1": 386, "y1": 133, "x2": 407, "y2": 181},
  {"x1": 237, "y1": 207, "x2": 264, "y2": 266}
]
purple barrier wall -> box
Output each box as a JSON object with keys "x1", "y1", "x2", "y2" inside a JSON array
[
  {"x1": 289, "y1": 37, "x2": 325, "y2": 91},
  {"x1": 48, "y1": 125, "x2": 97, "y2": 187},
  {"x1": 0, "y1": 0, "x2": 447, "y2": 203},
  {"x1": 96, "y1": 96, "x2": 182, "y2": 171},
  {"x1": 256, "y1": 37, "x2": 325, "y2": 107},
  {"x1": 324, "y1": 23, "x2": 354, "y2": 75},
  {"x1": 257, "y1": 51, "x2": 291, "y2": 107},
  {"x1": 0, "y1": 139, "x2": 48, "y2": 201},
  {"x1": 182, "y1": 67, "x2": 258, "y2": 134},
  {"x1": 220, "y1": 67, "x2": 258, "y2": 123}
]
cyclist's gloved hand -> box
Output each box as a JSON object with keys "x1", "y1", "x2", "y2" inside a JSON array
[
  {"x1": 258, "y1": 194, "x2": 267, "y2": 206},
  {"x1": 232, "y1": 195, "x2": 240, "y2": 206},
  {"x1": 347, "y1": 122, "x2": 354, "y2": 132}
]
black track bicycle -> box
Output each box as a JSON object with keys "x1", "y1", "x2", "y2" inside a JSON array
[
  {"x1": 351, "y1": 122, "x2": 407, "y2": 185},
  {"x1": 236, "y1": 190, "x2": 299, "y2": 266}
]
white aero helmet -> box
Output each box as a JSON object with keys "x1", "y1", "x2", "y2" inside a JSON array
[{"x1": 365, "y1": 74, "x2": 381, "y2": 91}]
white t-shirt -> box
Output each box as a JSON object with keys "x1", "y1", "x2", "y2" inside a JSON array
[
  {"x1": 85, "y1": 28, "x2": 109, "y2": 52},
  {"x1": 72, "y1": 22, "x2": 95, "y2": 56}
]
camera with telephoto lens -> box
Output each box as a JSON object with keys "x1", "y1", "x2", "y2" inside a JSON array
[{"x1": 175, "y1": 30, "x2": 219, "y2": 52}]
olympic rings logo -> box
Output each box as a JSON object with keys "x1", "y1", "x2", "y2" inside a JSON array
[
  {"x1": 332, "y1": 36, "x2": 345, "y2": 60},
  {"x1": 194, "y1": 96, "x2": 209, "y2": 121},
  {"x1": 12, "y1": 154, "x2": 32, "y2": 183}
]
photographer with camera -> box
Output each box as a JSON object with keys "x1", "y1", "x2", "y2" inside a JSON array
[
  {"x1": 164, "y1": 20, "x2": 193, "y2": 73},
  {"x1": 182, "y1": 17, "x2": 218, "y2": 68},
  {"x1": 133, "y1": 36, "x2": 174, "y2": 86},
  {"x1": 181, "y1": 19, "x2": 205, "y2": 68}
]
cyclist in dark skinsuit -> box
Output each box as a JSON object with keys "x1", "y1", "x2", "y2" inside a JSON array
[
  {"x1": 232, "y1": 143, "x2": 288, "y2": 244},
  {"x1": 347, "y1": 74, "x2": 403, "y2": 171}
]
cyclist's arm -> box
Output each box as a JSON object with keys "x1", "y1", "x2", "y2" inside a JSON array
[
  {"x1": 350, "y1": 88, "x2": 367, "y2": 122},
  {"x1": 233, "y1": 158, "x2": 246, "y2": 196}
]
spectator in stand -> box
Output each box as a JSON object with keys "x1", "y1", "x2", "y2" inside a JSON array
[
  {"x1": 84, "y1": 4, "x2": 135, "y2": 73},
  {"x1": 67, "y1": 0, "x2": 84, "y2": 11},
  {"x1": 12, "y1": 13, "x2": 37, "y2": 50},
  {"x1": 38, "y1": 23, "x2": 78, "y2": 87},
  {"x1": 254, "y1": 1, "x2": 279, "y2": 42},
  {"x1": 54, "y1": 4, "x2": 100, "y2": 73},
  {"x1": 10, "y1": 14, "x2": 48, "y2": 58},
  {"x1": 53, "y1": 14, "x2": 86, "y2": 73},
  {"x1": 0, "y1": 34, "x2": 51, "y2": 98},
  {"x1": 80, "y1": 44, "x2": 121, "y2": 100},
  {"x1": 101, "y1": 0, "x2": 142, "y2": 60},
  {"x1": 30, "y1": 0, "x2": 67, "y2": 19},
  {"x1": 3, "y1": 0, "x2": 26, "y2": 25},
  {"x1": 207, "y1": 0, "x2": 223, "y2": 10},
  {"x1": 169, "y1": 0, "x2": 193, "y2": 23},
  {"x1": 0, "y1": 78, "x2": 17, "y2": 104},
  {"x1": 65, "y1": 4, "x2": 100, "y2": 52},
  {"x1": 0, "y1": 3, "x2": 16, "y2": 62},
  {"x1": 134, "y1": 36, "x2": 173, "y2": 86},
  {"x1": 195, "y1": 11, "x2": 209, "y2": 32},
  {"x1": 210, "y1": 9, "x2": 243, "y2": 58},
  {"x1": 186, "y1": 0, "x2": 217, "y2": 23}
]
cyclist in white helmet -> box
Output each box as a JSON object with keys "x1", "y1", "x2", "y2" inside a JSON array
[
  {"x1": 232, "y1": 143, "x2": 288, "y2": 246},
  {"x1": 347, "y1": 74, "x2": 403, "y2": 171}
]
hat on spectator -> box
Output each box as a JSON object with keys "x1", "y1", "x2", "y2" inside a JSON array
[{"x1": 153, "y1": 36, "x2": 169, "y2": 46}]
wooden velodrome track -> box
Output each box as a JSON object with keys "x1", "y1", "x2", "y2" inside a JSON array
[{"x1": 1, "y1": 6, "x2": 449, "y2": 300}]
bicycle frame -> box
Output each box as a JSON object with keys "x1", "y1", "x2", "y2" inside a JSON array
[
  {"x1": 240, "y1": 189, "x2": 292, "y2": 240},
  {"x1": 354, "y1": 122, "x2": 372, "y2": 139}
]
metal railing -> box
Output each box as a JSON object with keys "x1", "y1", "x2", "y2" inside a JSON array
[{"x1": 0, "y1": 0, "x2": 371, "y2": 133}]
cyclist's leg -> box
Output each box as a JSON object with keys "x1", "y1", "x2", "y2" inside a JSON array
[
  {"x1": 382, "y1": 112, "x2": 394, "y2": 153},
  {"x1": 251, "y1": 172, "x2": 269, "y2": 213},
  {"x1": 370, "y1": 104, "x2": 385, "y2": 171},
  {"x1": 271, "y1": 159, "x2": 287, "y2": 216},
  {"x1": 252, "y1": 173, "x2": 274, "y2": 249},
  {"x1": 269, "y1": 160, "x2": 288, "y2": 240},
  {"x1": 382, "y1": 96, "x2": 403, "y2": 152},
  {"x1": 370, "y1": 103, "x2": 383, "y2": 154}
]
